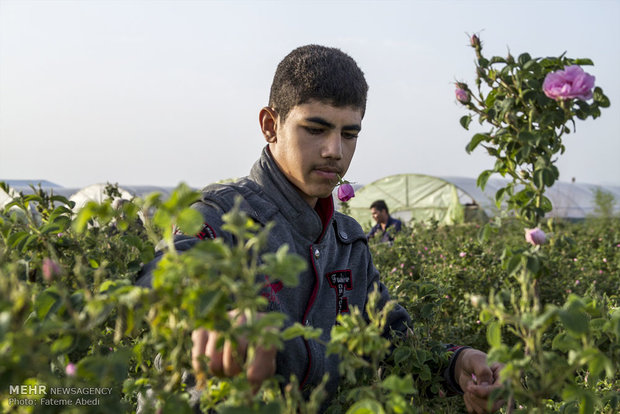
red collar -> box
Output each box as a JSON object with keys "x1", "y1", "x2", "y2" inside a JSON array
[{"x1": 314, "y1": 196, "x2": 334, "y2": 242}]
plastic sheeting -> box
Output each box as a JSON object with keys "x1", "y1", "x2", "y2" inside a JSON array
[
  {"x1": 441, "y1": 177, "x2": 620, "y2": 219},
  {"x1": 345, "y1": 174, "x2": 470, "y2": 227},
  {"x1": 346, "y1": 174, "x2": 620, "y2": 228}
]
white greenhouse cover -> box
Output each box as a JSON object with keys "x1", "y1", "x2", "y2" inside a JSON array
[
  {"x1": 441, "y1": 177, "x2": 620, "y2": 219},
  {"x1": 69, "y1": 184, "x2": 134, "y2": 211},
  {"x1": 345, "y1": 174, "x2": 471, "y2": 227},
  {"x1": 345, "y1": 174, "x2": 620, "y2": 228},
  {"x1": 0, "y1": 186, "x2": 18, "y2": 209}
]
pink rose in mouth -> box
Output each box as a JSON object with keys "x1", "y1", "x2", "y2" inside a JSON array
[{"x1": 337, "y1": 183, "x2": 355, "y2": 202}]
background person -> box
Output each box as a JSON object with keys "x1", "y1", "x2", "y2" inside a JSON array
[{"x1": 367, "y1": 199, "x2": 402, "y2": 243}]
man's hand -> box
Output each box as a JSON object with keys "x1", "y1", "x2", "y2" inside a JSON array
[
  {"x1": 454, "y1": 348, "x2": 505, "y2": 413},
  {"x1": 191, "y1": 311, "x2": 277, "y2": 392}
]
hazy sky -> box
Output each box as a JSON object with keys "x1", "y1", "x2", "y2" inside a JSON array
[{"x1": 1, "y1": 0, "x2": 619, "y2": 190}]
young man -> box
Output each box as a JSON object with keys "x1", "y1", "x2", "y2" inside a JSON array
[
  {"x1": 136, "y1": 45, "x2": 503, "y2": 413},
  {"x1": 367, "y1": 199, "x2": 402, "y2": 243}
]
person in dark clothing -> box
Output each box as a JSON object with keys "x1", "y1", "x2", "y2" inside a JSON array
[
  {"x1": 136, "y1": 44, "x2": 504, "y2": 413},
  {"x1": 367, "y1": 199, "x2": 402, "y2": 243}
]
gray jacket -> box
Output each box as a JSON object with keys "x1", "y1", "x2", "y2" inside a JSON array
[{"x1": 136, "y1": 147, "x2": 463, "y2": 396}]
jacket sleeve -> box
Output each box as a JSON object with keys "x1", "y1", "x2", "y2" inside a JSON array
[{"x1": 134, "y1": 189, "x2": 232, "y2": 288}]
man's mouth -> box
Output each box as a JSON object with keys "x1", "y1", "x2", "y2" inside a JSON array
[{"x1": 313, "y1": 167, "x2": 341, "y2": 180}]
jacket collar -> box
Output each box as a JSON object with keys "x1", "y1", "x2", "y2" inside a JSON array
[{"x1": 249, "y1": 146, "x2": 334, "y2": 243}]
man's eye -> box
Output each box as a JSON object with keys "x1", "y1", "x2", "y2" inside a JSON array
[
  {"x1": 343, "y1": 132, "x2": 358, "y2": 140},
  {"x1": 304, "y1": 127, "x2": 324, "y2": 135}
]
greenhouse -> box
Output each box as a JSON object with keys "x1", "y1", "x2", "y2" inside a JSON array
[{"x1": 343, "y1": 174, "x2": 620, "y2": 228}]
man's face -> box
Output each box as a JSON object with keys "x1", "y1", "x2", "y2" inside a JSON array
[
  {"x1": 265, "y1": 100, "x2": 362, "y2": 207},
  {"x1": 371, "y1": 207, "x2": 388, "y2": 224}
]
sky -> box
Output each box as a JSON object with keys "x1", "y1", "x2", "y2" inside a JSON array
[{"x1": 1, "y1": 0, "x2": 619, "y2": 190}]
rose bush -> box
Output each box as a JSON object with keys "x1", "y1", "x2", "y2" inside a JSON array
[
  {"x1": 457, "y1": 34, "x2": 617, "y2": 413},
  {"x1": 1, "y1": 180, "x2": 618, "y2": 413}
]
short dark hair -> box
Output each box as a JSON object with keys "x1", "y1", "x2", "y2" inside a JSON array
[
  {"x1": 370, "y1": 200, "x2": 389, "y2": 213},
  {"x1": 269, "y1": 45, "x2": 368, "y2": 121}
]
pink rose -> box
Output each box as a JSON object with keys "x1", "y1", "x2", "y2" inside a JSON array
[
  {"x1": 65, "y1": 363, "x2": 76, "y2": 376},
  {"x1": 470, "y1": 34, "x2": 480, "y2": 49},
  {"x1": 42, "y1": 258, "x2": 61, "y2": 282},
  {"x1": 525, "y1": 228, "x2": 546, "y2": 246},
  {"x1": 455, "y1": 86, "x2": 470, "y2": 104},
  {"x1": 337, "y1": 183, "x2": 355, "y2": 202},
  {"x1": 543, "y1": 65, "x2": 595, "y2": 101}
]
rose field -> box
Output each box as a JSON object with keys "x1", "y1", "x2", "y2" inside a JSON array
[
  {"x1": 1, "y1": 37, "x2": 619, "y2": 413},
  {"x1": 0, "y1": 184, "x2": 618, "y2": 413}
]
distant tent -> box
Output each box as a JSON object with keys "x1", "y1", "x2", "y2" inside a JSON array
[
  {"x1": 0, "y1": 185, "x2": 18, "y2": 209},
  {"x1": 346, "y1": 174, "x2": 473, "y2": 228},
  {"x1": 440, "y1": 177, "x2": 620, "y2": 219},
  {"x1": 69, "y1": 184, "x2": 134, "y2": 211}
]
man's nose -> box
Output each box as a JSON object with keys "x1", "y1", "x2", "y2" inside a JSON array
[{"x1": 322, "y1": 132, "x2": 342, "y2": 159}]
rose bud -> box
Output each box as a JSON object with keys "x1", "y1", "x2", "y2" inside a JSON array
[
  {"x1": 455, "y1": 86, "x2": 470, "y2": 104},
  {"x1": 42, "y1": 258, "x2": 61, "y2": 282},
  {"x1": 470, "y1": 34, "x2": 480, "y2": 49},
  {"x1": 525, "y1": 228, "x2": 546, "y2": 246},
  {"x1": 65, "y1": 363, "x2": 77, "y2": 376}
]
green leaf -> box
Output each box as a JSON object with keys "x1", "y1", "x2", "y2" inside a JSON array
[
  {"x1": 540, "y1": 196, "x2": 553, "y2": 213},
  {"x1": 593, "y1": 87, "x2": 610, "y2": 108},
  {"x1": 489, "y1": 56, "x2": 507, "y2": 64},
  {"x1": 487, "y1": 321, "x2": 502, "y2": 347},
  {"x1": 176, "y1": 208, "x2": 204, "y2": 236},
  {"x1": 260, "y1": 245, "x2": 306, "y2": 287},
  {"x1": 559, "y1": 308, "x2": 589, "y2": 336},
  {"x1": 282, "y1": 322, "x2": 322, "y2": 341},
  {"x1": 479, "y1": 309, "x2": 493, "y2": 324},
  {"x1": 476, "y1": 170, "x2": 493, "y2": 191},
  {"x1": 573, "y1": 58, "x2": 593, "y2": 66},
  {"x1": 552, "y1": 332, "x2": 579, "y2": 352},
  {"x1": 495, "y1": 188, "x2": 507, "y2": 207},
  {"x1": 466, "y1": 133, "x2": 489, "y2": 154},
  {"x1": 532, "y1": 306, "x2": 558, "y2": 330},
  {"x1": 506, "y1": 254, "x2": 522, "y2": 276},
  {"x1": 34, "y1": 287, "x2": 62, "y2": 320},
  {"x1": 392, "y1": 346, "x2": 412, "y2": 366},
  {"x1": 381, "y1": 374, "x2": 415, "y2": 394},
  {"x1": 73, "y1": 207, "x2": 96, "y2": 234},
  {"x1": 517, "y1": 131, "x2": 535, "y2": 143},
  {"x1": 459, "y1": 115, "x2": 472, "y2": 130},
  {"x1": 346, "y1": 399, "x2": 386, "y2": 414},
  {"x1": 525, "y1": 255, "x2": 540, "y2": 274},
  {"x1": 518, "y1": 53, "x2": 532, "y2": 66},
  {"x1": 7, "y1": 231, "x2": 29, "y2": 249},
  {"x1": 51, "y1": 335, "x2": 76, "y2": 354}
]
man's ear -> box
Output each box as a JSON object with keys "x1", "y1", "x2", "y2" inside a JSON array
[{"x1": 259, "y1": 107, "x2": 278, "y2": 143}]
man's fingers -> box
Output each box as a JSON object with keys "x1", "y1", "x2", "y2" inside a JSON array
[
  {"x1": 191, "y1": 329, "x2": 208, "y2": 373},
  {"x1": 247, "y1": 345, "x2": 277, "y2": 392},
  {"x1": 223, "y1": 335, "x2": 247, "y2": 377},
  {"x1": 206, "y1": 331, "x2": 224, "y2": 375},
  {"x1": 465, "y1": 383, "x2": 505, "y2": 413}
]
